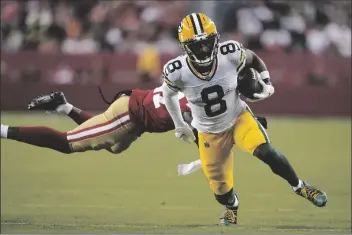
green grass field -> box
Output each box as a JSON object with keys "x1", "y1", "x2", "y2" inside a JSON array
[{"x1": 1, "y1": 113, "x2": 351, "y2": 234}]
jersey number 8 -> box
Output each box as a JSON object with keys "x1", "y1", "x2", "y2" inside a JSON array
[
  {"x1": 201, "y1": 85, "x2": 227, "y2": 117},
  {"x1": 164, "y1": 60, "x2": 182, "y2": 76},
  {"x1": 220, "y1": 42, "x2": 240, "y2": 55}
]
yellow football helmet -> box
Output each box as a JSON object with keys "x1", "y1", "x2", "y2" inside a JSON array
[{"x1": 178, "y1": 13, "x2": 219, "y2": 66}]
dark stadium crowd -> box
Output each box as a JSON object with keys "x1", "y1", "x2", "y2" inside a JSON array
[
  {"x1": 1, "y1": 0, "x2": 185, "y2": 54},
  {"x1": 1, "y1": 0, "x2": 350, "y2": 86},
  {"x1": 1, "y1": 0, "x2": 351, "y2": 57},
  {"x1": 218, "y1": 0, "x2": 351, "y2": 57}
]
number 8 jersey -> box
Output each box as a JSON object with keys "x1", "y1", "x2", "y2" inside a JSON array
[{"x1": 163, "y1": 40, "x2": 247, "y2": 134}]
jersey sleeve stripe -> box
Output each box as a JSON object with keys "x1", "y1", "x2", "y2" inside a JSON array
[
  {"x1": 166, "y1": 84, "x2": 180, "y2": 92},
  {"x1": 236, "y1": 48, "x2": 246, "y2": 72},
  {"x1": 164, "y1": 78, "x2": 180, "y2": 91},
  {"x1": 163, "y1": 76, "x2": 176, "y2": 86}
]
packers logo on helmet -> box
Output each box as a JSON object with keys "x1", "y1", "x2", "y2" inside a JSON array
[{"x1": 178, "y1": 13, "x2": 219, "y2": 67}]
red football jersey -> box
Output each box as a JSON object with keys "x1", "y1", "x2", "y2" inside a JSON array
[{"x1": 129, "y1": 87, "x2": 191, "y2": 133}]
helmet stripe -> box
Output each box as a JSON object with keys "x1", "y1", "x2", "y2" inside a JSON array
[
  {"x1": 196, "y1": 13, "x2": 204, "y2": 33},
  {"x1": 191, "y1": 13, "x2": 202, "y2": 35}
]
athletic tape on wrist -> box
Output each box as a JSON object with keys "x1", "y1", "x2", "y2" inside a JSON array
[{"x1": 260, "y1": 71, "x2": 270, "y2": 79}]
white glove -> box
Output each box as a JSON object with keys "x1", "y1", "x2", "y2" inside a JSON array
[
  {"x1": 253, "y1": 79, "x2": 275, "y2": 100},
  {"x1": 175, "y1": 123, "x2": 195, "y2": 144}
]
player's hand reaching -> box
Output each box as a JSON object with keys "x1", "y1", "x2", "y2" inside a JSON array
[
  {"x1": 253, "y1": 78, "x2": 275, "y2": 100},
  {"x1": 175, "y1": 123, "x2": 195, "y2": 144}
]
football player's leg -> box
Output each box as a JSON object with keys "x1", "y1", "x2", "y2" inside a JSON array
[
  {"x1": 1, "y1": 96, "x2": 134, "y2": 154},
  {"x1": 234, "y1": 110, "x2": 300, "y2": 184},
  {"x1": 1, "y1": 124, "x2": 72, "y2": 153},
  {"x1": 1, "y1": 108, "x2": 116, "y2": 154},
  {"x1": 28, "y1": 91, "x2": 93, "y2": 125},
  {"x1": 67, "y1": 96, "x2": 136, "y2": 153},
  {"x1": 234, "y1": 110, "x2": 327, "y2": 207},
  {"x1": 254, "y1": 143, "x2": 327, "y2": 207},
  {"x1": 198, "y1": 131, "x2": 233, "y2": 195},
  {"x1": 198, "y1": 131, "x2": 239, "y2": 225},
  {"x1": 66, "y1": 107, "x2": 93, "y2": 125},
  {"x1": 0, "y1": 109, "x2": 129, "y2": 154},
  {"x1": 107, "y1": 133, "x2": 139, "y2": 154},
  {"x1": 65, "y1": 90, "x2": 132, "y2": 126}
]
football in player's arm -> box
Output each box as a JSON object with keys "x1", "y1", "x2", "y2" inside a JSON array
[{"x1": 242, "y1": 48, "x2": 275, "y2": 101}]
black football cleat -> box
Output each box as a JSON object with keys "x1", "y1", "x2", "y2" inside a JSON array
[
  {"x1": 28, "y1": 91, "x2": 67, "y2": 111},
  {"x1": 295, "y1": 181, "x2": 328, "y2": 207}
]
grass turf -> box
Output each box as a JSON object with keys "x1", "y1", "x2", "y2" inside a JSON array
[{"x1": 1, "y1": 113, "x2": 351, "y2": 234}]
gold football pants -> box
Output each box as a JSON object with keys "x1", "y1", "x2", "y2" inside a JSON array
[
  {"x1": 198, "y1": 109, "x2": 270, "y2": 195},
  {"x1": 67, "y1": 96, "x2": 138, "y2": 153}
]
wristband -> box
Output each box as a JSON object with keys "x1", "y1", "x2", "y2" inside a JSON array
[{"x1": 260, "y1": 71, "x2": 270, "y2": 79}]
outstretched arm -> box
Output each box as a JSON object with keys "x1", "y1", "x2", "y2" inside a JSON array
[
  {"x1": 182, "y1": 111, "x2": 198, "y2": 146},
  {"x1": 162, "y1": 83, "x2": 187, "y2": 128},
  {"x1": 162, "y1": 83, "x2": 194, "y2": 143}
]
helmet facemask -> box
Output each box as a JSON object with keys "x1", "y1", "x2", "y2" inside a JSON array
[{"x1": 182, "y1": 34, "x2": 219, "y2": 67}]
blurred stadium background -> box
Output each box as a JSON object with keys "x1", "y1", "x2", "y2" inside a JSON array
[{"x1": 1, "y1": 0, "x2": 351, "y2": 233}]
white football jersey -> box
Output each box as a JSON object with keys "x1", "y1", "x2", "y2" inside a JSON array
[{"x1": 163, "y1": 40, "x2": 247, "y2": 133}]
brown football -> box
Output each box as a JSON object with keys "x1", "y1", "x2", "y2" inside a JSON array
[{"x1": 237, "y1": 68, "x2": 263, "y2": 100}]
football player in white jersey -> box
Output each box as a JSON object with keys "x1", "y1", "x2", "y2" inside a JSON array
[{"x1": 162, "y1": 13, "x2": 327, "y2": 225}]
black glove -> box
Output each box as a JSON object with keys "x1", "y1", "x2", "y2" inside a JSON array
[{"x1": 256, "y1": 116, "x2": 268, "y2": 129}]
